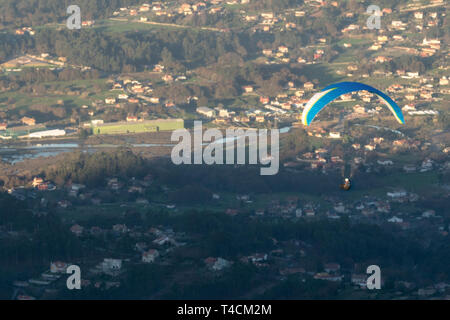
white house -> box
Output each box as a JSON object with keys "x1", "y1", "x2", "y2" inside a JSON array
[
  {"x1": 333, "y1": 204, "x2": 347, "y2": 214},
  {"x1": 403, "y1": 165, "x2": 417, "y2": 173},
  {"x1": 212, "y1": 258, "x2": 231, "y2": 271},
  {"x1": 351, "y1": 274, "x2": 367, "y2": 288},
  {"x1": 205, "y1": 257, "x2": 231, "y2": 271},
  {"x1": 50, "y1": 261, "x2": 69, "y2": 273},
  {"x1": 28, "y1": 129, "x2": 66, "y2": 138},
  {"x1": 142, "y1": 249, "x2": 159, "y2": 263},
  {"x1": 421, "y1": 159, "x2": 433, "y2": 172},
  {"x1": 91, "y1": 119, "x2": 104, "y2": 126},
  {"x1": 387, "y1": 190, "x2": 407, "y2": 198},
  {"x1": 101, "y1": 258, "x2": 122, "y2": 272},
  {"x1": 105, "y1": 98, "x2": 117, "y2": 104},
  {"x1": 249, "y1": 253, "x2": 268, "y2": 263},
  {"x1": 422, "y1": 210, "x2": 435, "y2": 218},
  {"x1": 365, "y1": 144, "x2": 377, "y2": 151},
  {"x1": 329, "y1": 132, "x2": 341, "y2": 139},
  {"x1": 377, "y1": 160, "x2": 393, "y2": 166},
  {"x1": 153, "y1": 236, "x2": 171, "y2": 246},
  {"x1": 196, "y1": 107, "x2": 215, "y2": 118},
  {"x1": 216, "y1": 108, "x2": 230, "y2": 118},
  {"x1": 388, "y1": 216, "x2": 403, "y2": 223}
]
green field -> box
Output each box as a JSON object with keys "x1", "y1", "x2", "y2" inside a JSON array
[{"x1": 93, "y1": 119, "x2": 184, "y2": 135}]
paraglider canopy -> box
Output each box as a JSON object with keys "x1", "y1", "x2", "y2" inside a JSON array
[
  {"x1": 302, "y1": 82, "x2": 405, "y2": 126},
  {"x1": 302, "y1": 82, "x2": 404, "y2": 192}
]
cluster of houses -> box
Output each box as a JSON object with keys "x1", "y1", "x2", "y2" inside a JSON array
[
  {"x1": 251, "y1": 3, "x2": 445, "y2": 120},
  {"x1": 89, "y1": 72, "x2": 186, "y2": 115},
  {"x1": 196, "y1": 87, "x2": 313, "y2": 125},
  {"x1": 217, "y1": 179, "x2": 448, "y2": 236},
  {"x1": 4, "y1": 154, "x2": 449, "y2": 300},
  {"x1": 9, "y1": 221, "x2": 192, "y2": 299},
  {"x1": 12, "y1": 259, "x2": 122, "y2": 299},
  {"x1": 111, "y1": 0, "x2": 238, "y2": 26},
  {"x1": 6, "y1": 176, "x2": 57, "y2": 201},
  {"x1": 197, "y1": 64, "x2": 444, "y2": 126},
  {"x1": 3, "y1": 0, "x2": 449, "y2": 300},
  {"x1": 74, "y1": 73, "x2": 187, "y2": 129},
  {"x1": 14, "y1": 27, "x2": 35, "y2": 36},
  {"x1": 4, "y1": 1, "x2": 446, "y2": 140},
  {"x1": 1, "y1": 53, "x2": 78, "y2": 72}
]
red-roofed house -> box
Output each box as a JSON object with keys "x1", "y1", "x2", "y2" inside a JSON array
[
  {"x1": 142, "y1": 249, "x2": 159, "y2": 263},
  {"x1": 21, "y1": 117, "x2": 36, "y2": 126}
]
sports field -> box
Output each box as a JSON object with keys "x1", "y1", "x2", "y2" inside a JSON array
[{"x1": 93, "y1": 119, "x2": 184, "y2": 135}]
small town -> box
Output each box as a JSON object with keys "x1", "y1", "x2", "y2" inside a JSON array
[{"x1": 0, "y1": 0, "x2": 448, "y2": 301}]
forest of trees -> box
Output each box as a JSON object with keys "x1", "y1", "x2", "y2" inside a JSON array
[
  {"x1": 0, "y1": 33, "x2": 34, "y2": 62},
  {"x1": 2, "y1": 138, "x2": 449, "y2": 299},
  {"x1": 43, "y1": 209, "x2": 450, "y2": 299},
  {"x1": 46, "y1": 148, "x2": 147, "y2": 187},
  {"x1": 0, "y1": 193, "x2": 82, "y2": 299},
  {"x1": 42, "y1": 132, "x2": 441, "y2": 204},
  {"x1": 31, "y1": 28, "x2": 260, "y2": 73},
  {"x1": 0, "y1": 0, "x2": 141, "y2": 27}
]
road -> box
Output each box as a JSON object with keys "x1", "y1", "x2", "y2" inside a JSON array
[
  {"x1": 399, "y1": 2, "x2": 447, "y2": 12},
  {"x1": 110, "y1": 18, "x2": 225, "y2": 33}
]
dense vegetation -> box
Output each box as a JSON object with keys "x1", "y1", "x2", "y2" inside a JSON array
[
  {"x1": 0, "y1": 193, "x2": 82, "y2": 298},
  {"x1": 0, "y1": 0, "x2": 141, "y2": 27},
  {"x1": 0, "y1": 0, "x2": 449, "y2": 300},
  {"x1": 8, "y1": 206, "x2": 447, "y2": 300},
  {"x1": 46, "y1": 148, "x2": 147, "y2": 187},
  {"x1": 0, "y1": 33, "x2": 34, "y2": 62},
  {"x1": 1, "y1": 142, "x2": 449, "y2": 299}
]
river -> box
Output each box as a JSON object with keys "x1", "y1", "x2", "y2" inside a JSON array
[{"x1": 0, "y1": 127, "x2": 292, "y2": 164}]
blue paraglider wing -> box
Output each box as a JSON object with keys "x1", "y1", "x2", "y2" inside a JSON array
[{"x1": 302, "y1": 82, "x2": 405, "y2": 126}]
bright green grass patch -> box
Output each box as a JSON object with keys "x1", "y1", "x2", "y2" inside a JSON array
[{"x1": 93, "y1": 119, "x2": 184, "y2": 135}]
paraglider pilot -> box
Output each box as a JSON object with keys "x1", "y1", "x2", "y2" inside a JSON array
[{"x1": 340, "y1": 178, "x2": 351, "y2": 191}]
